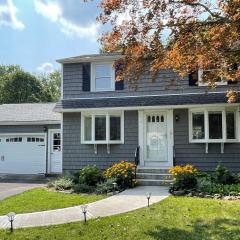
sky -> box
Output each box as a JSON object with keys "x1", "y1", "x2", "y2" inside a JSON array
[{"x1": 0, "y1": 0, "x2": 103, "y2": 73}]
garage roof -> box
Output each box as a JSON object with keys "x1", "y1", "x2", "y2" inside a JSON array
[{"x1": 0, "y1": 103, "x2": 61, "y2": 125}]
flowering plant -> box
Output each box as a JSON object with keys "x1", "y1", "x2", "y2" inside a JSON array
[
  {"x1": 104, "y1": 161, "x2": 136, "y2": 188},
  {"x1": 169, "y1": 164, "x2": 197, "y2": 177}
]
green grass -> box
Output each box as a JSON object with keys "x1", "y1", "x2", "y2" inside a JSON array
[
  {"x1": 1, "y1": 196, "x2": 240, "y2": 240},
  {"x1": 0, "y1": 187, "x2": 105, "y2": 215}
]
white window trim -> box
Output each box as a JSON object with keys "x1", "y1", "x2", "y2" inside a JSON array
[
  {"x1": 81, "y1": 110, "x2": 124, "y2": 144},
  {"x1": 189, "y1": 106, "x2": 239, "y2": 143},
  {"x1": 91, "y1": 62, "x2": 115, "y2": 92},
  {"x1": 198, "y1": 69, "x2": 228, "y2": 86}
]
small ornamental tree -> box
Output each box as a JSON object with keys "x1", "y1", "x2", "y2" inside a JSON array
[{"x1": 91, "y1": 0, "x2": 240, "y2": 102}]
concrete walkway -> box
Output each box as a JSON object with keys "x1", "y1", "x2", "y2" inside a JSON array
[
  {"x1": 0, "y1": 182, "x2": 45, "y2": 200},
  {"x1": 0, "y1": 186, "x2": 169, "y2": 229}
]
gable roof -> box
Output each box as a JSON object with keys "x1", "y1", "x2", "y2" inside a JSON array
[
  {"x1": 56, "y1": 53, "x2": 122, "y2": 64},
  {"x1": 0, "y1": 103, "x2": 60, "y2": 125}
]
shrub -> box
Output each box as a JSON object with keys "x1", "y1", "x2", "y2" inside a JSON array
[
  {"x1": 48, "y1": 176, "x2": 73, "y2": 191},
  {"x1": 78, "y1": 165, "x2": 102, "y2": 186},
  {"x1": 199, "y1": 183, "x2": 240, "y2": 196},
  {"x1": 214, "y1": 163, "x2": 235, "y2": 185},
  {"x1": 73, "y1": 184, "x2": 95, "y2": 193},
  {"x1": 104, "y1": 161, "x2": 136, "y2": 189},
  {"x1": 169, "y1": 164, "x2": 198, "y2": 192},
  {"x1": 96, "y1": 178, "x2": 117, "y2": 194}
]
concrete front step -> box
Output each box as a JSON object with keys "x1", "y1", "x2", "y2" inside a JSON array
[
  {"x1": 137, "y1": 179, "x2": 173, "y2": 186},
  {"x1": 136, "y1": 173, "x2": 173, "y2": 180},
  {"x1": 136, "y1": 168, "x2": 170, "y2": 174}
]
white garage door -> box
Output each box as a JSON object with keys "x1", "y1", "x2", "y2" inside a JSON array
[{"x1": 0, "y1": 135, "x2": 46, "y2": 174}]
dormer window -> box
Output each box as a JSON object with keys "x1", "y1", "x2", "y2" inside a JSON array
[
  {"x1": 91, "y1": 63, "x2": 115, "y2": 92},
  {"x1": 198, "y1": 69, "x2": 227, "y2": 86}
]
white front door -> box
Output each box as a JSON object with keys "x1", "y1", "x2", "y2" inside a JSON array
[
  {"x1": 139, "y1": 110, "x2": 174, "y2": 168},
  {"x1": 49, "y1": 130, "x2": 62, "y2": 173}
]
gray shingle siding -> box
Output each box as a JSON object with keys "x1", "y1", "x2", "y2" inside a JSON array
[
  {"x1": 62, "y1": 111, "x2": 138, "y2": 171},
  {"x1": 62, "y1": 63, "x2": 240, "y2": 99},
  {"x1": 174, "y1": 109, "x2": 240, "y2": 172}
]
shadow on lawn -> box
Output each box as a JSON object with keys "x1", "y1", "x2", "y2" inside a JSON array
[{"x1": 145, "y1": 218, "x2": 240, "y2": 240}]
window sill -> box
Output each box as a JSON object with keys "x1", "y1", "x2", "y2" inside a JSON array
[
  {"x1": 189, "y1": 139, "x2": 239, "y2": 143},
  {"x1": 82, "y1": 141, "x2": 124, "y2": 145}
]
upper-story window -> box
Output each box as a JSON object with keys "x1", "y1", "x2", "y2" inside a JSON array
[
  {"x1": 198, "y1": 69, "x2": 227, "y2": 86},
  {"x1": 91, "y1": 63, "x2": 115, "y2": 92}
]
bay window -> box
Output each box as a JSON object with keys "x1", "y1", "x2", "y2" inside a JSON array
[
  {"x1": 189, "y1": 107, "x2": 238, "y2": 143},
  {"x1": 81, "y1": 111, "x2": 124, "y2": 144}
]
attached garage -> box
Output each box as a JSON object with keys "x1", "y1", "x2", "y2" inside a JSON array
[{"x1": 0, "y1": 103, "x2": 61, "y2": 175}]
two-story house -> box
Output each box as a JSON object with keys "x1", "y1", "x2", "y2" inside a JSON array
[{"x1": 55, "y1": 53, "x2": 240, "y2": 185}]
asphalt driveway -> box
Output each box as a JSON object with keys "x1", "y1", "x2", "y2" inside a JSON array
[{"x1": 0, "y1": 182, "x2": 45, "y2": 200}]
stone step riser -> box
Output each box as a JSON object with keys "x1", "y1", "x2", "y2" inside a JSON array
[
  {"x1": 137, "y1": 169, "x2": 170, "y2": 174},
  {"x1": 136, "y1": 173, "x2": 173, "y2": 180},
  {"x1": 137, "y1": 180, "x2": 173, "y2": 186}
]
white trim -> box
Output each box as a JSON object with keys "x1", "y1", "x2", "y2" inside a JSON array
[
  {"x1": 90, "y1": 62, "x2": 115, "y2": 92},
  {"x1": 81, "y1": 110, "x2": 124, "y2": 144},
  {"x1": 0, "y1": 121, "x2": 61, "y2": 126},
  {"x1": 138, "y1": 110, "x2": 144, "y2": 166},
  {"x1": 61, "y1": 64, "x2": 63, "y2": 99},
  {"x1": 189, "y1": 106, "x2": 239, "y2": 143},
  {"x1": 0, "y1": 133, "x2": 46, "y2": 136}
]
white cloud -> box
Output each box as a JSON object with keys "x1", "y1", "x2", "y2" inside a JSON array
[
  {"x1": 0, "y1": 0, "x2": 24, "y2": 30},
  {"x1": 34, "y1": 0, "x2": 99, "y2": 40},
  {"x1": 34, "y1": 0, "x2": 61, "y2": 22},
  {"x1": 37, "y1": 62, "x2": 55, "y2": 73}
]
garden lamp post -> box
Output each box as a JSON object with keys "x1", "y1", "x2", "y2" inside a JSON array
[
  {"x1": 7, "y1": 212, "x2": 16, "y2": 232},
  {"x1": 146, "y1": 192, "x2": 151, "y2": 207},
  {"x1": 81, "y1": 205, "x2": 88, "y2": 223},
  {"x1": 113, "y1": 182, "x2": 117, "y2": 194}
]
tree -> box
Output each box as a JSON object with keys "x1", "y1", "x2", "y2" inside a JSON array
[
  {"x1": 1, "y1": 70, "x2": 43, "y2": 104},
  {"x1": 97, "y1": 0, "x2": 240, "y2": 102},
  {"x1": 37, "y1": 70, "x2": 61, "y2": 102}
]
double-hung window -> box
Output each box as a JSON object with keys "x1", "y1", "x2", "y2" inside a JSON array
[
  {"x1": 198, "y1": 69, "x2": 227, "y2": 86},
  {"x1": 91, "y1": 63, "x2": 115, "y2": 91},
  {"x1": 81, "y1": 111, "x2": 124, "y2": 144},
  {"x1": 189, "y1": 107, "x2": 238, "y2": 143}
]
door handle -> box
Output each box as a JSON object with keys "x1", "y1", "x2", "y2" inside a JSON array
[{"x1": 1, "y1": 156, "x2": 4, "y2": 161}]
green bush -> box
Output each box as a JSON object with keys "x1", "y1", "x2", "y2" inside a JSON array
[
  {"x1": 96, "y1": 178, "x2": 117, "y2": 194},
  {"x1": 173, "y1": 173, "x2": 198, "y2": 191},
  {"x1": 199, "y1": 183, "x2": 240, "y2": 196},
  {"x1": 214, "y1": 163, "x2": 235, "y2": 185},
  {"x1": 48, "y1": 176, "x2": 73, "y2": 191},
  {"x1": 78, "y1": 165, "x2": 102, "y2": 186},
  {"x1": 73, "y1": 184, "x2": 95, "y2": 193}
]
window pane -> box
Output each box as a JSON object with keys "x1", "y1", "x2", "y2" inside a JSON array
[
  {"x1": 209, "y1": 112, "x2": 222, "y2": 139},
  {"x1": 84, "y1": 116, "x2": 92, "y2": 141},
  {"x1": 95, "y1": 77, "x2": 112, "y2": 90},
  {"x1": 95, "y1": 65, "x2": 111, "y2": 78},
  {"x1": 192, "y1": 113, "x2": 205, "y2": 139},
  {"x1": 95, "y1": 116, "x2": 106, "y2": 141},
  {"x1": 226, "y1": 112, "x2": 235, "y2": 139},
  {"x1": 110, "y1": 116, "x2": 121, "y2": 140}
]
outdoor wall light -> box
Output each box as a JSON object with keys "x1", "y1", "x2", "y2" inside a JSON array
[
  {"x1": 81, "y1": 205, "x2": 88, "y2": 223},
  {"x1": 7, "y1": 212, "x2": 16, "y2": 232},
  {"x1": 175, "y1": 115, "x2": 180, "y2": 122},
  {"x1": 146, "y1": 192, "x2": 151, "y2": 207}
]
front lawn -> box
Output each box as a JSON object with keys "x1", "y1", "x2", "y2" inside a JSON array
[
  {"x1": 0, "y1": 187, "x2": 105, "y2": 215},
  {"x1": 1, "y1": 197, "x2": 240, "y2": 240}
]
